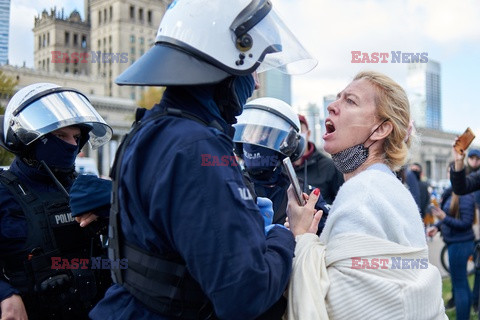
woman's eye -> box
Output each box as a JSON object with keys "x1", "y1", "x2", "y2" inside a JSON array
[{"x1": 346, "y1": 98, "x2": 356, "y2": 104}]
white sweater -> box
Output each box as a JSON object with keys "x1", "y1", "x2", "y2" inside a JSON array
[{"x1": 286, "y1": 164, "x2": 447, "y2": 320}]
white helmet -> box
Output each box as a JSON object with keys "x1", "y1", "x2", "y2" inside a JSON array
[
  {"x1": 233, "y1": 97, "x2": 305, "y2": 161},
  {"x1": 116, "y1": 0, "x2": 317, "y2": 86},
  {"x1": 1, "y1": 83, "x2": 112, "y2": 154}
]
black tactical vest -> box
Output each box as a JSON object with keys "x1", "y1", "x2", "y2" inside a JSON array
[{"x1": 0, "y1": 170, "x2": 110, "y2": 320}]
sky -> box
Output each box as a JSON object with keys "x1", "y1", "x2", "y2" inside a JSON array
[{"x1": 8, "y1": 0, "x2": 480, "y2": 135}]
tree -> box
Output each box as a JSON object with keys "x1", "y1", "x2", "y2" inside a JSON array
[
  {"x1": 0, "y1": 71, "x2": 18, "y2": 166},
  {"x1": 137, "y1": 87, "x2": 165, "y2": 110}
]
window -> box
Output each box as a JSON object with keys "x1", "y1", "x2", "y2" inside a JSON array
[
  {"x1": 81, "y1": 35, "x2": 87, "y2": 48},
  {"x1": 139, "y1": 49, "x2": 144, "y2": 56},
  {"x1": 47, "y1": 33, "x2": 50, "y2": 46},
  {"x1": 98, "y1": 10, "x2": 101, "y2": 24},
  {"x1": 65, "y1": 32, "x2": 70, "y2": 45},
  {"x1": 104, "y1": 8, "x2": 107, "y2": 22},
  {"x1": 130, "y1": 6, "x2": 135, "y2": 20},
  {"x1": 97, "y1": 39, "x2": 101, "y2": 49},
  {"x1": 73, "y1": 34, "x2": 78, "y2": 46},
  {"x1": 130, "y1": 47, "x2": 135, "y2": 54},
  {"x1": 38, "y1": 36, "x2": 41, "y2": 49},
  {"x1": 147, "y1": 10, "x2": 152, "y2": 24},
  {"x1": 130, "y1": 35, "x2": 135, "y2": 43},
  {"x1": 139, "y1": 8, "x2": 144, "y2": 22},
  {"x1": 139, "y1": 37, "x2": 144, "y2": 45},
  {"x1": 109, "y1": 6, "x2": 112, "y2": 21},
  {"x1": 42, "y1": 34, "x2": 46, "y2": 47},
  {"x1": 109, "y1": 35, "x2": 112, "y2": 44}
]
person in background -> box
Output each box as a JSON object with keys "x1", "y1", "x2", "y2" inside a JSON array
[
  {"x1": 0, "y1": 83, "x2": 112, "y2": 320},
  {"x1": 410, "y1": 162, "x2": 432, "y2": 221},
  {"x1": 294, "y1": 114, "x2": 344, "y2": 205},
  {"x1": 284, "y1": 71, "x2": 446, "y2": 319},
  {"x1": 427, "y1": 162, "x2": 476, "y2": 320},
  {"x1": 90, "y1": 0, "x2": 317, "y2": 319}
]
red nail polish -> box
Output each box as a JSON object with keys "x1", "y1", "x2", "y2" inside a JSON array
[{"x1": 313, "y1": 188, "x2": 320, "y2": 196}]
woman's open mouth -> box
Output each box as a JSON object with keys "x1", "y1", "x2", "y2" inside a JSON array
[{"x1": 325, "y1": 119, "x2": 336, "y2": 134}]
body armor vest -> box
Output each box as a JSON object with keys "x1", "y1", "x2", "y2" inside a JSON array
[
  {"x1": 109, "y1": 108, "x2": 218, "y2": 319},
  {"x1": 0, "y1": 170, "x2": 110, "y2": 320}
]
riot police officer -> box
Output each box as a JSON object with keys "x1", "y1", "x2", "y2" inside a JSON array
[
  {"x1": 233, "y1": 97, "x2": 329, "y2": 235},
  {"x1": 91, "y1": 0, "x2": 318, "y2": 319},
  {"x1": 0, "y1": 83, "x2": 112, "y2": 319}
]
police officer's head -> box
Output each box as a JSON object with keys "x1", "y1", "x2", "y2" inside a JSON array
[
  {"x1": 115, "y1": 0, "x2": 316, "y2": 121},
  {"x1": 0, "y1": 83, "x2": 112, "y2": 171},
  {"x1": 233, "y1": 97, "x2": 305, "y2": 178}
]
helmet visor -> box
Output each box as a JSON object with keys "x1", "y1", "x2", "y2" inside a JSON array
[
  {"x1": 11, "y1": 91, "x2": 112, "y2": 149},
  {"x1": 254, "y1": 9, "x2": 317, "y2": 75},
  {"x1": 233, "y1": 108, "x2": 297, "y2": 155}
]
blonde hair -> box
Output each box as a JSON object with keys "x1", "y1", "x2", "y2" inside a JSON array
[{"x1": 353, "y1": 71, "x2": 412, "y2": 171}]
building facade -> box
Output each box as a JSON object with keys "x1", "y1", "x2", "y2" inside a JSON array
[{"x1": 33, "y1": 8, "x2": 91, "y2": 76}]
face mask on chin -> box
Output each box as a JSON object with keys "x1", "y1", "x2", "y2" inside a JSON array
[{"x1": 331, "y1": 119, "x2": 388, "y2": 174}]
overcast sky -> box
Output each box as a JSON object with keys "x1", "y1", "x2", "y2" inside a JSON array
[{"x1": 9, "y1": 0, "x2": 480, "y2": 135}]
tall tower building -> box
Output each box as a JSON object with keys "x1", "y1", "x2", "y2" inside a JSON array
[
  {"x1": 0, "y1": 0, "x2": 9, "y2": 65},
  {"x1": 89, "y1": 0, "x2": 166, "y2": 99},
  {"x1": 406, "y1": 60, "x2": 442, "y2": 130},
  {"x1": 33, "y1": 8, "x2": 91, "y2": 76},
  {"x1": 251, "y1": 69, "x2": 292, "y2": 104}
]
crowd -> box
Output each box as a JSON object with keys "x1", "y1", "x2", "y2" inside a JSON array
[{"x1": 1, "y1": 0, "x2": 478, "y2": 319}]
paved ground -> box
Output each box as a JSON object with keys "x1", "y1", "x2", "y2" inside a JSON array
[{"x1": 427, "y1": 232, "x2": 449, "y2": 278}]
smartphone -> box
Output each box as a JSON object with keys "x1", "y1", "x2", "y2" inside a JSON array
[
  {"x1": 282, "y1": 157, "x2": 306, "y2": 206},
  {"x1": 454, "y1": 127, "x2": 475, "y2": 155}
]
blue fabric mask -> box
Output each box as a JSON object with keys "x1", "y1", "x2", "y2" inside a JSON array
[
  {"x1": 243, "y1": 144, "x2": 280, "y2": 169},
  {"x1": 34, "y1": 133, "x2": 79, "y2": 169},
  {"x1": 233, "y1": 74, "x2": 255, "y2": 115}
]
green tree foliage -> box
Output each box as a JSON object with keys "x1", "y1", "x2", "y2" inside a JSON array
[
  {"x1": 137, "y1": 87, "x2": 165, "y2": 110},
  {"x1": 0, "y1": 71, "x2": 18, "y2": 166}
]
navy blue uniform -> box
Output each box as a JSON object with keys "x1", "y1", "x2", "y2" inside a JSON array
[
  {"x1": 0, "y1": 158, "x2": 76, "y2": 302},
  {"x1": 91, "y1": 91, "x2": 295, "y2": 319}
]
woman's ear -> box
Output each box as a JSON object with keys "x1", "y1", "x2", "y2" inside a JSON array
[{"x1": 372, "y1": 120, "x2": 393, "y2": 141}]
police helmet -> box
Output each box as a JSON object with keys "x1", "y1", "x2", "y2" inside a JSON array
[
  {"x1": 115, "y1": 0, "x2": 317, "y2": 86},
  {"x1": 0, "y1": 83, "x2": 112, "y2": 155},
  {"x1": 233, "y1": 97, "x2": 305, "y2": 161}
]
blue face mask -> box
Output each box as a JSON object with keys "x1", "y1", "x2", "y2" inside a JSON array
[
  {"x1": 34, "y1": 133, "x2": 79, "y2": 169},
  {"x1": 232, "y1": 74, "x2": 255, "y2": 115}
]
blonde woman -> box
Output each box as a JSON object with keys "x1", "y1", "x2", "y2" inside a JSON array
[{"x1": 285, "y1": 71, "x2": 447, "y2": 319}]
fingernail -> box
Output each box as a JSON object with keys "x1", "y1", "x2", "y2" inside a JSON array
[
  {"x1": 80, "y1": 222, "x2": 85, "y2": 227},
  {"x1": 313, "y1": 188, "x2": 320, "y2": 196}
]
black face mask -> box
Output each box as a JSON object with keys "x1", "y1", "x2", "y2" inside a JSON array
[
  {"x1": 34, "y1": 133, "x2": 79, "y2": 170},
  {"x1": 412, "y1": 170, "x2": 421, "y2": 180},
  {"x1": 215, "y1": 74, "x2": 255, "y2": 124}
]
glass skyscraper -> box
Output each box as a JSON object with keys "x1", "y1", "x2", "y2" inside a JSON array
[
  {"x1": 406, "y1": 60, "x2": 442, "y2": 130},
  {"x1": 0, "y1": 0, "x2": 9, "y2": 65}
]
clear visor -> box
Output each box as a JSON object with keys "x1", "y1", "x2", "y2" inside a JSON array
[
  {"x1": 11, "y1": 91, "x2": 112, "y2": 149},
  {"x1": 233, "y1": 108, "x2": 296, "y2": 154},
  {"x1": 254, "y1": 9, "x2": 317, "y2": 75}
]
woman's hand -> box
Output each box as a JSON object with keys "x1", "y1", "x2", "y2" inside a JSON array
[
  {"x1": 426, "y1": 225, "x2": 438, "y2": 237},
  {"x1": 452, "y1": 137, "x2": 465, "y2": 171},
  {"x1": 285, "y1": 187, "x2": 322, "y2": 237},
  {"x1": 431, "y1": 206, "x2": 446, "y2": 220}
]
